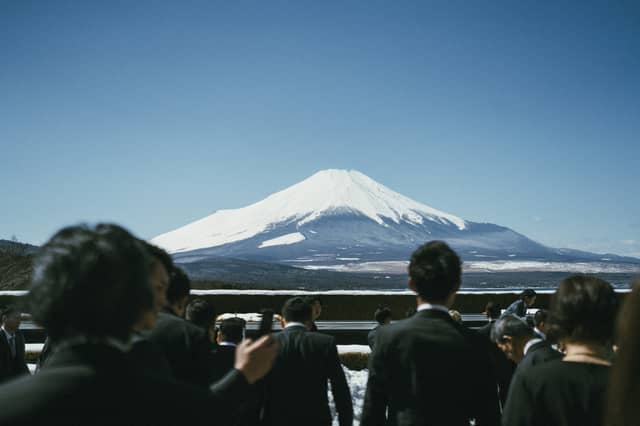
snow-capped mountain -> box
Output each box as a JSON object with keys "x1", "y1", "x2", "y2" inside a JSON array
[{"x1": 151, "y1": 169, "x2": 639, "y2": 272}]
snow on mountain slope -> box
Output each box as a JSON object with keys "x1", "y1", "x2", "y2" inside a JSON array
[
  {"x1": 151, "y1": 169, "x2": 466, "y2": 253},
  {"x1": 259, "y1": 232, "x2": 306, "y2": 248}
]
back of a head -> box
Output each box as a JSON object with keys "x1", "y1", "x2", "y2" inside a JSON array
[
  {"x1": 549, "y1": 274, "x2": 617, "y2": 345},
  {"x1": 491, "y1": 314, "x2": 534, "y2": 343},
  {"x1": 185, "y1": 298, "x2": 216, "y2": 329},
  {"x1": 282, "y1": 297, "x2": 312, "y2": 323},
  {"x1": 374, "y1": 305, "x2": 392, "y2": 325},
  {"x1": 606, "y1": 280, "x2": 640, "y2": 426},
  {"x1": 303, "y1": 295, "x2": 321, "y2": 306},
  {"x1": 1, "y1": 305, "x2": 17, "y2": 321},
  {"x1": 409, "y1": 240, "x2": 461, "y2": 302},
  {"x1": 534, "y1": 309, "x2": 549, "y2": 328},
  {"x1": 220, "y1": 317, "x2": 246, "y2": 344},
  {"x1": 166, "y1": 267, "x2": 190, "y2": 306},
  {"x1": 140, "y1": 241, "x2": 173, "y2": 275},
  {"x1": 521, "y1": 289, "x2": 537, "y2": 300},
  {"x1": 484, "y1": 301, "x2": 501, "y2": 320},
  {"x1": 29, "y1": 224, "x2": 154, "y2": 342}
]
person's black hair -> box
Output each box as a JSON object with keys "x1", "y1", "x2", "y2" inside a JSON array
[
  {"x1": 0, "y1": 305, "x2": 19, "y2": 322},
  {"x1": 548, "y1": 274, "x2": 617, "y2": 344},
  {"x1": 374, "y1": 305, "x2": 392, "y2": 325},
  {"x1": 282, "y1": 297, "x2": 312, "y2": 323},
  {"x1": 484, "y1": 301, "x2": 501, "y2": 319},
  {"x1": 140, "y1": 241, "x2": 173, "y2": 275},
  {"x1": 491, "y1": 314, "x2": 534, "y2": 343},
  {"x1": 185, "y1": 298, "x2": 216, "y2": 329},
  {"x1": 220, "y1": 317, "x2": 246, "y2": 344},
  {"x1": 520, "y1": 289, "x2": 537, "y2": 300},
  {"x1": 166, "y1": 267, "x2": 190, "y2": 305},
  {"x1": 409, "y1": 240, "x2": 462, "y2": 301},
  {"x1": 304, "y1": 295, "x2": 322, "y2": 306},
  {"x1": 533, "y1": 309, "x2": 549, "y2": 328},
  {"x1": 28, "y1": 224, "x2": 154, "y2": 342}
]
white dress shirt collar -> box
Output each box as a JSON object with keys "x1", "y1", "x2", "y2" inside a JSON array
[
  {"x1": 523, "y1": 338, "x2": 543, "y2": 356},
  {"x1": 285, "y1": 322, "x2": 307, "y2": 329},
  {"x1": 417, "y1": 303, "x2": 450, "y2": 314},
  {"x1": 1, "y1": 327, "x2": 14, "y2": 339},
  {"x1": 219, "y1": 341, "x2": 237, "y2": 347}
]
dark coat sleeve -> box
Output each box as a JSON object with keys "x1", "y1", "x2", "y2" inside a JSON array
[
  {"x1": 463, "y1": 330, "x2": 502, "y2": 426},
  {"x1": 361, "y1": 328, "x2": 389, "y2": 426},
  {"x1": 502, "y1": 371, "x2": 534, "y2": 426},
  {"x1": 16, "y1": 333, "x2": 30, "y2": 375},
  {"x1": 326, "y1": 338, "x2": 353, "y2": 426}
]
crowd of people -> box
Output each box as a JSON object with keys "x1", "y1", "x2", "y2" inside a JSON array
[{"x1": 0, "y1": 222, "x2": 638, "y2": 426}]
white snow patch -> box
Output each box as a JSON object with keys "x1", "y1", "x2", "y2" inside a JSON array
[
  {"x1": 26, "y1": 343, "x2": 44, "y2": 353},
  {"x1": 258, "y1": 232, "x2": 305, "y2": 248},
  {"x1": 337, "y1": 257, "x2": 361, "y2": 261},
  {"x1": 465, "y1": 261, "x2": 640, "y2": 273},
  {"x1": 217, "y1": 312, "x2": 282, "y2": 323},
  {"x1": 338, "y1": 345, "x2": 371, "y2": 355}
]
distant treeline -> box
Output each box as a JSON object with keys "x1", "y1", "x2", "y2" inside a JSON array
[{"x1": 0, "y1": 239, "x2": 36, "y2": 291}]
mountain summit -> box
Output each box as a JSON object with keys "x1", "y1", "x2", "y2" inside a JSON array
[
  {"x1": 151, "y1": 169, "x2": 638, "y2": 271},
  {"x1": 152, "y1": 169, "x2": 466, "y2": 253}
]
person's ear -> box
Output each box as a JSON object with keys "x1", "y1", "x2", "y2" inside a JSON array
[{"x1": 408, "y1": 277, "x2": 417, "y2": 292}]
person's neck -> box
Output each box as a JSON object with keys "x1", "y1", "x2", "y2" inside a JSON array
[{"x1": 563, "y1": 341, "x2": 612, "y2": 366}]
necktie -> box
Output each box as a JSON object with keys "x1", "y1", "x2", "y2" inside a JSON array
[{"x1": 8, "y1": 335, "x2": 16, "y2": 358}]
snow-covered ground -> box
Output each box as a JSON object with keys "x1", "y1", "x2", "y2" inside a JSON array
[
  {"x1": 303, "y1": 260, "x2": 640, "y2": 274},
  {"x1": 330, "y1": 366, "x2": 369, "y2": 426}
]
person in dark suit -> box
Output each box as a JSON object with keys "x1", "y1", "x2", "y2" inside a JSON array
[
  {"x1": 147, "y1": 267, "x2": 217, "y2": 387},
  {"x1": 0, "y1": 306, "x2": 30, "y2": 383},
  {"x1": 367, "y1": 305, "x2": 392, "y2": 349},
  {"x1": 128, "y1": 242, "x2": 174, "y2": 380},
  {"x1": 260, "y1": 297, "x2": 353, "y2": 426},
  {"x1": 476, "y1": 302, "x2": 515, "y2": 408},
  {"x1": 186, "y1": 297, "x2": 218, "y2": 348},
  {"x1": 211, "y1": 317, "x2": 246, "y2": 382},
  {"x1": 304, "y1": 295, "x2": 323, "y2": 332},
  {"x1": 532, "y1": 309, "x2": 549, "y2": 340},
  {"x1": 502, "y1": 275, "x2": 617, "y2": 426},
  {"x1": 361, "y1": 240, "x2": 501, "y2": 426},
  {"x1": 0, "y1": 224, "x2": 278, "y2": 426},
  {"x1": 477, "y1": 301, "x2": 501, "y2": 339},
  {"x1": 606, "y1": 279, "x2": 640, "y2": 426},
  {"x1": 491, "y1": 314, "x2": 561, "y2": 375}
]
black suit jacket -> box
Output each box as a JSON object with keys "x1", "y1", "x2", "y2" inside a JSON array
[
  {"x1": 516, "y1": 340, "x2": 561, "y2": 374},
  {"x1": 260, "y1": 325, "x2": 353, "y2": 426},
  {"x1": 146, "y1": 310, "x2": 215, "y2": 386},
  {"x1": 211, "y1": 344, "x2": 236, "y2": 383},
  {"x1": 368, "y1": 326, "x2": 379, "y2": 349},
  {"x1": 475, "y1": 322, "x2": 516, "y2": 408},
  {"x1": 0, "y1": 330, "x2": 29, "y2": 384},
  {"x1": 476, "y1": 320, "x2": 495, "y2": 339},
  {"x1": 362, "y1": 309, "x2": 501, "y2": 426},
  {"x1": 0, "y1": 342, "x2": 249, "y2": 426}
]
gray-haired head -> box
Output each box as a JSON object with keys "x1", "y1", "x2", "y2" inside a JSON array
[{"x1": 490, "y1": 314, "x2": 534, "y2": 344}]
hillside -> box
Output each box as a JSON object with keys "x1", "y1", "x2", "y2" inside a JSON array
[{"x1": 0, "y1": 240, "x2": 37, "y2": 290}]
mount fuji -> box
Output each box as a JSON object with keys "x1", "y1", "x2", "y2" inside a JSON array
[{"x1": 151, "y1": 169, "x2": 639, "y2": 274}]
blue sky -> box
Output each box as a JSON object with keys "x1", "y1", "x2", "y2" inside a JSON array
[{"x1": 1, "y1": 1, "x2": 639, "y2": 257}]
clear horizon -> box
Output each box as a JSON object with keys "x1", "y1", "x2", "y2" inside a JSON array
[{"x1": 1, "y1": 1, "x2": 639, "y2": 258}]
